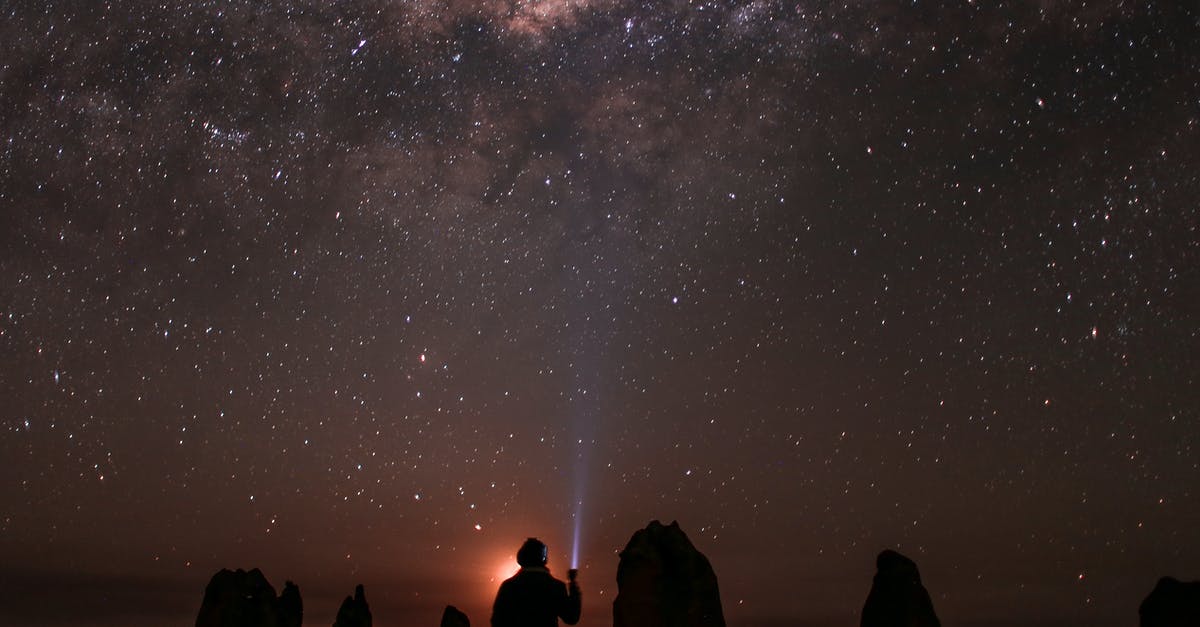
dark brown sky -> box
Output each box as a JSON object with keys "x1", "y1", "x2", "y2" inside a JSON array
[{"x1": 1, "y1": 1, "x2": 1198, "y2": 626}]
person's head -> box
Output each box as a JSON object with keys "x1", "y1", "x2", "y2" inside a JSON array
[{"x1": 516, "y1": 538, "x2": 548, "y2": 568}]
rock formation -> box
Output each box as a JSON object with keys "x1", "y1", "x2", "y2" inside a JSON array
[
  {"x1": 195, "y1": 568, "x2": 302, "y2": 627},
  {"x1": 860, "y1": 550, "x2": 940, "y2": 627},
  {"x1": 1140, "y1": 577, "x2": 1200, "y2": 627},
  {"x1": 613, "y1": 520, "x2": 725, "y2": 627},
  {"x1": 440, "y1": 604, "x2": 471, "y2": 627},
  {"x1": 332, "y1": 584, "x2": 373, "y2": 627},
  {"x1": 278, "y1": 581, "x2": 303, "y2": 627}
]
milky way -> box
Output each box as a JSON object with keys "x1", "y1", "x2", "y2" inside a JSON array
[{"x1": 1, "y1": 2, "x2": 1198, "y2": 626}]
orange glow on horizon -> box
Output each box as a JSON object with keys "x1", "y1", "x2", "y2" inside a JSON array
[{"x1": 490, "y1": 556, "x2": 520, "y2": 585}]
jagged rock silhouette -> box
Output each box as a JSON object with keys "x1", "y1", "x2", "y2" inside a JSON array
[
  {"x1": 613, "y1": 520, "x2": 725, "y2": 627},
  {"x1": 1140, "y1": 577, "x2": 1200, "y2": 627},
  {"x1": 440, "y1": 604, "x2": 470, "y2": 627},
  {"x1": 278, "y1": 581, "x2": 303, "y2": 627},
  {"x1": 195, "y1": 568, "x2": 302, "y2": 627},
  {"x1": 860, "y1": 550, "x2": 940, "y2": 627},
  {"x1": 332, "y1": 584, "x2": 373, "y2": 627}
]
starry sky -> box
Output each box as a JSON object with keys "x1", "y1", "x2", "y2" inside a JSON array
[{"x1": 1, "y1": 1, "x2": 1198, "y2": 626}]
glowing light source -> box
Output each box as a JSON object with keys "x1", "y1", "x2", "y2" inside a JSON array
[
  {"x1": 492, "y1": 558, "x2": 519, "y2": 583},
  {"x1": 571, "y1": 503, "x2": 582, "y2": 569}
]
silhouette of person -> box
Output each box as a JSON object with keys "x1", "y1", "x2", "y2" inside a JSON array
[{"x1": 491, "y1": 538, "x2": 582, "y2": 627}]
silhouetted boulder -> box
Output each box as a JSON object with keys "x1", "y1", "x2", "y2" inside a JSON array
[
  {"x1": 613, "y1": 520, "x2": 725, "y2": 627},
  {"x1": 195, "y1": 568, "x2": 302, "y2": 627},
  {"x1": 860, "y1": 550, "x2": 940, "y2": 627},
  {"x1": 279, "y1": 581, "x2": 303, "y2": 627},
  {"x1": 332, "y1": 584, "x2": 372, "y2": 627},
  {"x1": 1140, "y1": 577, "x2": 1200, "y2": 627},
  {"x1": 440, "y1": 604, "x2": 470, "y2": 627}
]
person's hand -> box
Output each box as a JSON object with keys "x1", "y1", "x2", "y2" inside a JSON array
[{"x1": 567, "y1": 569, "x2": 578, "y2": 582}]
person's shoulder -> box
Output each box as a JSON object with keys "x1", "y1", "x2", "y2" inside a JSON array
[
  {"x1": 519, "y1": 569, "x2": 562, "y2": 584},
  {"x1": 540, "y1": 573, "x2": 568, "y2": 589}
]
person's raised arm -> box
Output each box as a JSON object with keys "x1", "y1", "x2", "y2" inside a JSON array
[{"x1": 560, "y1": 569, "x2": 582, "y2": 625}]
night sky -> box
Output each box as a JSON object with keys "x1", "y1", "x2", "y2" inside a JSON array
[{"x1": 1, "y1": 2, "x2": 1198, "y2": 626}]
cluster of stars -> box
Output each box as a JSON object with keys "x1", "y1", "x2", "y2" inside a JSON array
[{"x1": 1, "y1": 2, "x2": 1198, "y2": 627}]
